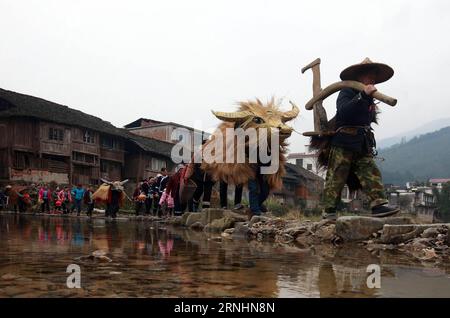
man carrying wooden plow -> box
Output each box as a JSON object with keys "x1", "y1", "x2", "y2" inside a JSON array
[{"x1": 303, "y1": 58, "x2": 400, "y2": 221}]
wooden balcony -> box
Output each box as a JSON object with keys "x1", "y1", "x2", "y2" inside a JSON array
[
  {"x1": 40, "y1": 140, "x2": 71, "y2": 156},
  {"x1": 72, "y1": 140, "x2": 100, "y2": 155},
  {"x1": 100, "y1": 147, "x2": 125, "y2": 163}
]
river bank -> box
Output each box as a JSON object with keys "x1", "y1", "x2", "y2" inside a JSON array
[
  {"x1": 163, "y1": 208, "x2": 450, "y2": 264},
  {"x1": 1, "y1": 212, "x2": 450, "y2": 297},
  {"x1": 1, "y1": 209, "x2": 449, "y2": 264}
]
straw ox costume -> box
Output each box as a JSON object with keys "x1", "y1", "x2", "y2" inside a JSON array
[
  {"x1": 92, "y1": 179, "x2": 128, "y2": 218},
  {"x1": 183, "y1": 99, "x2": 299, "y2": 216},
  {"x1": 203, "y1": 99, "x2": 299, "y2": 188}
]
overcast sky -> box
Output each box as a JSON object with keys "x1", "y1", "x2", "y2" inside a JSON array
[{"x1": 1, "y1": 0, "x2": 449, "y2": 152}]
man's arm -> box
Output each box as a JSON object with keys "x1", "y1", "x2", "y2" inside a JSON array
[{"x1": 337, "y1": 88, "x2": 373, "y2": 114}]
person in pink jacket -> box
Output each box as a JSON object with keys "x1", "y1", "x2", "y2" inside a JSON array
[
  {"x1": 57, "y1": 187, "x2": 72, "y2": 214},
  {"x1": 159, "y1": 188, "x2": 174, "y2": 217},
  {"x1": 38, "y1": 185, "x2": 52, "y2": 214}
]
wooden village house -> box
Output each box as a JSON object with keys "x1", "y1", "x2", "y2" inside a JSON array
[
  {"x1": 0, "y1": 88, "x2": 174, "y2": 187},
  {"x1": 1, "y1": 87, "x2": 325, "y2": 212},
  {"x1": 124, "y1": 117, "x2": 210, "y2": 153},
  {"x1": 273, "y1": 162, "x2": 324, "y2": 209}
]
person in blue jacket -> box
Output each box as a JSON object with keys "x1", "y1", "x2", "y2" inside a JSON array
[{"x1": 72, "y1": 184, "x2": 85, "y2": 216}]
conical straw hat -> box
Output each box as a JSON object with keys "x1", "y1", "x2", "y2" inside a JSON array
[{"x1": 340, "y1": 57, "x2": 394, "y2": 84}]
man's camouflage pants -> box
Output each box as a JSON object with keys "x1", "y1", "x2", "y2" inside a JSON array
[{"x1": 323, "y1": 146, "x2": 388, "y2": 212}]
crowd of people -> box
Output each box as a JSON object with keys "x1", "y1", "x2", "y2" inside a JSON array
[
  {"x1": 0, "y1": 183, "x2": 95, "y2": 216},
  {"x1": 0, "y1": 166, "x2": 250, "y2": 218},
  {"x1": 132, "y1": 167, "x2": 172, "y2": 217},
  {"x1": 0, "y1": 167, "x2": 180, "y2": 218}
]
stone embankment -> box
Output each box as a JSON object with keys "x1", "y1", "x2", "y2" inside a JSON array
[{"x1": 166, "y1": 209, "x2": 450, "y2": 262}]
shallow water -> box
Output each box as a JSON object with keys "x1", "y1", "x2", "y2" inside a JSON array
[{"x1": 0, "y1": 213, "x2": 449, "y2": 298}]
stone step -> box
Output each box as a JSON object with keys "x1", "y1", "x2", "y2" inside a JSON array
[
  {"x1": 380, "y1": 223, "x2": 450, "y2": 244},
  {"x1": 201, "y1": 208, "x2": 224, "y2": 225},
  {"x1": 336, "y1": 216, "x2": 413, "y2": 242}
]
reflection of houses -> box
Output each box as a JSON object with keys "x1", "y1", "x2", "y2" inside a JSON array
[
  {"x1": 0, "y1": 88, "x2": 174, "y2": 185},
  {"x1": 273, "y1": 163, "x2": 324, "y2": 209}
]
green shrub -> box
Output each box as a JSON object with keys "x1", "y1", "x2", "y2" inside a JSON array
[
  {"x1": 265, "y1": 198, "x2": 292, "y2": 217},
  {"x1": 303, "y1": 207, "x2": 322, "y2": 216}
]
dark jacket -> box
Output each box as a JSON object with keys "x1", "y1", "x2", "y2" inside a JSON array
[
  {"x1": 140, "y1": 182, "x2": 150, "y2": 195},
  {"x1": 149, "y1": 183, "x2": 159, "y2": 196},
  {"x1": 331, "y1": 88, "x2": 377, "y2": 152},
  {"x1": 157, "y1": 175, "x2": 169, "y2": 193}
]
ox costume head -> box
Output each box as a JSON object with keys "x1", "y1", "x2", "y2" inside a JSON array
[
  {"x1": 100, "y1": 178, "x2": 128, "y2": 192},
  {"x1": 212, "y1": 98, "x2": 299, "y2": 142},
  {"x1": 200, "y1": 98, "x2": 299, "y2": 190}
]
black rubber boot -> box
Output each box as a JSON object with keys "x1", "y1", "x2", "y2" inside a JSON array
[{"x1": 371, "y1": 204, "x2": 400, "y2": 217}]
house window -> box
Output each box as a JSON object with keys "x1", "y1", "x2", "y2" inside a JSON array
[
  {"x1": 101, "y1": 136, "x2": 118, "y2": 149},
  {"x1": 49, "y1": 128, "x2": 64, "y2": 141},
  {"x1": 83, "y1": 130, "x2": 95, "y2": 143},
  {"x1": 101, "y1": 160, "x2": 121, "y2": 175},
  {"x1": 296, "y1": 159, "x2": 303, "y2": 167},
  {"x1": 73, "y1": 165, "x2": 92, "y2": 175},
  {"x1": 151, "y1": 158, "x2": 166, "y2": 171},
  {"x1": 73, "y1": 151, "x2": 98, "y2": 165},
  {"x1": 14, "y1": 151, "x2": 31, "y2": 169},
  {"x1": 306, "y1": 163, "x2": 313, "y2": 171},
  {"x1": 100, "y1": 160, "x2": 107, "y2": 173}
]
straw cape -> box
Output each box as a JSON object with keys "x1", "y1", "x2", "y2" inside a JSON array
[{"x1": 340, "y1": 57, "x2": 394, "y2": 84}]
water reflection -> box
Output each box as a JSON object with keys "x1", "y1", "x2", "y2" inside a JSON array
[{"x1": 0, "y1": 214, "x2": 449, "y2": 298}]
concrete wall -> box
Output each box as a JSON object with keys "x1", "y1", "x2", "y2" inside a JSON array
[
  {"x1": 416, "y1": 206, "x2": 435, "y2": 223},
  {"x1": 287, "y1": 156, "x2": 326, "y2": 179},
  {"x1": 129, "y1": 127, "x2": 169, "y2": 142},
  {"x1": 10, "y1": 168, "x2": 69, "y2": 184}
]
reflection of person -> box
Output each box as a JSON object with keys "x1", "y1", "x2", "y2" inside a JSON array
[
  {"x1": 158, "y1": 238, "x2": 174, "y2": 258},
  {"x1": 323, "y1": 58, "x2": 399, "y2": 220},
  {"x1": 71, "y1": 219, "x2": 84, "y2": 247},
  {"x1": 106, "y1": 220, "x2": 120, "y2": 249},
  {"x1": 318, "y1": 262, "x2": 338, "y2": 298}
]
